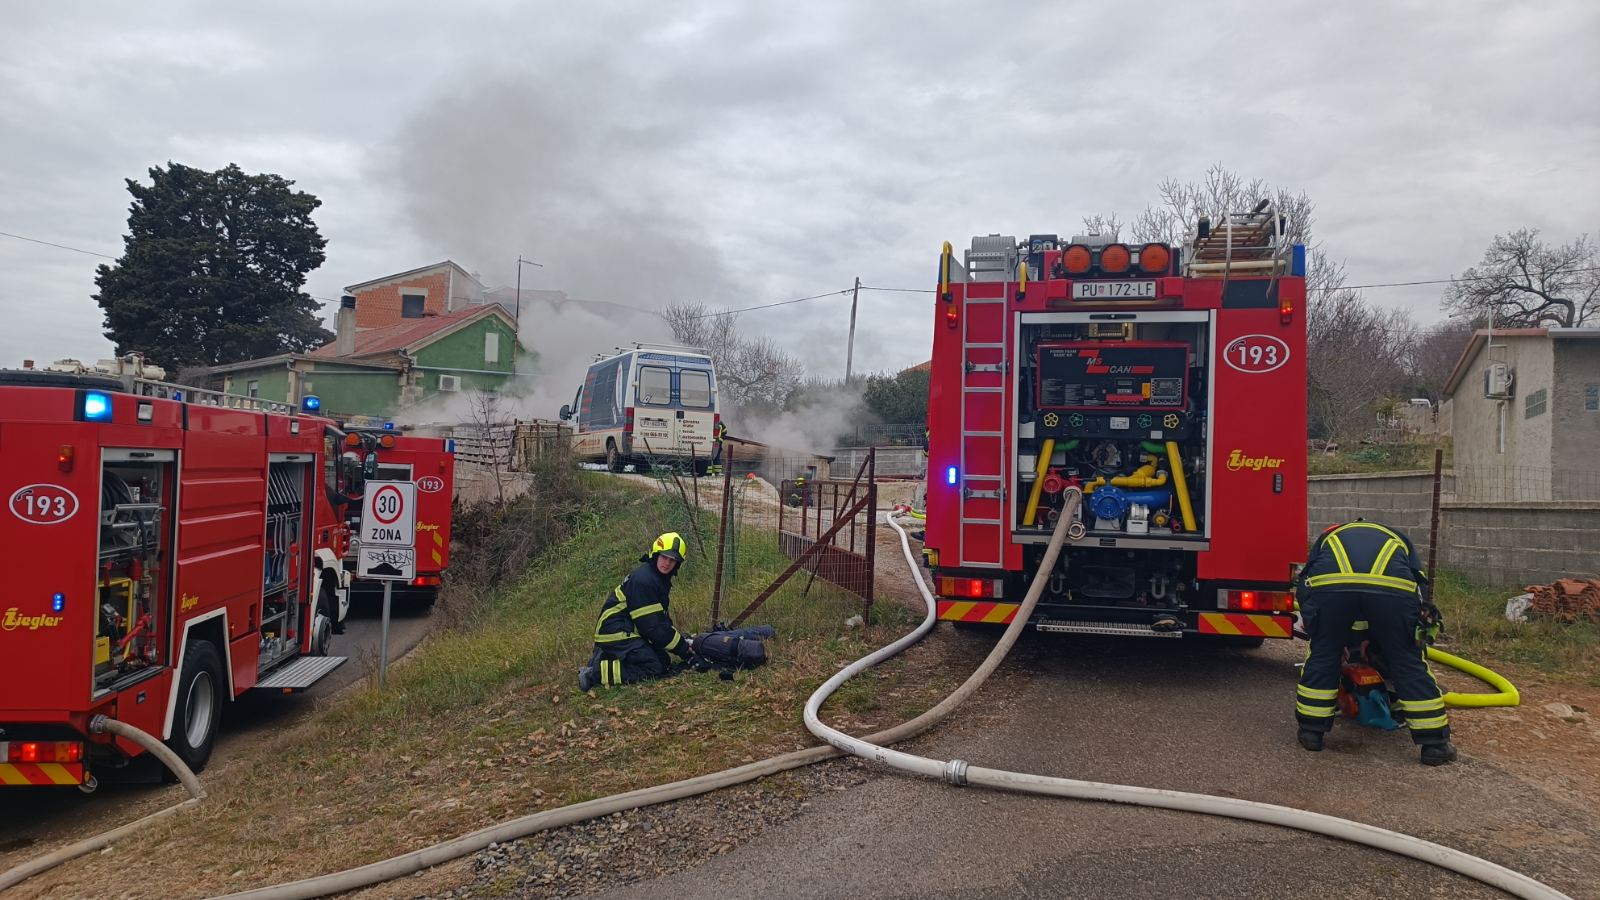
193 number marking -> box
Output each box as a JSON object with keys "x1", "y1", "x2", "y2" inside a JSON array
[
  {"x1": 1223, "y1": 335, "x2": 1290, "y2": 373},
  {"x1": 9, "y1": 484, "x2": 80, "y2": 525}
]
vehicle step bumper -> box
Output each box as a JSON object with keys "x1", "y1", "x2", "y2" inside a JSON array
[
  {"x1": 255, "y1": 656, "x2": 347, "y2": 692},
  {"x1": 1035, "y1": 619, "x2": 1183, "y2": 638}
]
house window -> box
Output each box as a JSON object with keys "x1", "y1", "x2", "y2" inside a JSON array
[
  {"x1": 1587, "y1": 384, "x2": 1599, "y2": 412},
  {"x1": 401, "y1": 292, "x2": 425, "y2": 319},
  {"x1": 247, "y1": 380, "x2": 260, "y2": 398},
  {"x1": 484, "y1": 331, "x2": 500, "y2": 363},
  {"x1": 1524, "y1": 388, "x2": 1547, "y2": 419}
]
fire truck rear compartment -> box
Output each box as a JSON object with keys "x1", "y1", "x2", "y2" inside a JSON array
[{"x1": 1019, "y1": 317, "x2": 1209, "y2": 544}]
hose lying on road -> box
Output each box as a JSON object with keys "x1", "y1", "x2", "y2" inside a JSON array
[
  {"x1": 0, "y1": 716, "x2": 206, "y2": 893},
  {"x1": 215, "y1": 505, "x2": 962, "y2": 900},
  {"x1": 805, "y1": 490, "x2": 1568, "y2": 900}
]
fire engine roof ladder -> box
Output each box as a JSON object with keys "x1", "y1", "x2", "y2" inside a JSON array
[
  {"x1": 120, "y1": 375, "x2": 298, "y2": 415},
  {"x1": 1187, "y1": 200, "x2": 1291, "y2": 298}
]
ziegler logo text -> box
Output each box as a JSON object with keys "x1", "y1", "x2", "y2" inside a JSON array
[
  {"x1": 1227, "y1": 450, "x2": 1285, "y2": 472},
  {"x1": 3, "y1": 608, "x2": 63, "y2": 631}
]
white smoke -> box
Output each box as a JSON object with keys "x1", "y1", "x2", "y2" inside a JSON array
[{"x1": 737, "y1": 382, "x2": 867, "y2": 455}]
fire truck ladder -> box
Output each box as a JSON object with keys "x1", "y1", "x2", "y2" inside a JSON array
[
  {"x1": 120, "y1": 376, "x2": 298, "y2": 415},
  {"x1": 1184, "y1": 200, "x2": 1291, "y2": 284},
  {"x1": 957, "y1": 241, "x2": 1012, "y2": 568}
]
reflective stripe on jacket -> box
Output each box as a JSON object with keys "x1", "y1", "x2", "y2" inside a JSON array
[
  {"x1": 593, "y1": 560, "x2": 687, "y2": 656},
  {"x1": 1299, "y1": 522, "x2": 1422, "y2": 597}
]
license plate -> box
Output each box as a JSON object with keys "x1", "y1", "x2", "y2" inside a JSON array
[{"x1": 1073, "y1": 280, "x2": 1157, "y2": 300}]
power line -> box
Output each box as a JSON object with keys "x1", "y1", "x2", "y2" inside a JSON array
[
  {"x1": 0, "y1": 227, "x2": 341, "y2": 303},
  {"x1": 683, "y1": 288, "x2": 853, "y2": 319},
  {"x1": 866, "y1": 266, "x2": 1600, "y2": 296},
  {"x1": 0, "y1": 229, "x2": 118, "y2": 259}
]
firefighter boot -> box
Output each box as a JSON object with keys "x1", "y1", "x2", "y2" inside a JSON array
[
  {"x1": 577, "y1": 666, "x2": 599, "y2": 692},
  {"x1": 1420, "y1": 741, "x2": 1459, "y2": 766},
  {"x1": 1297, "y1": 729, "x2": 1325, "y2": 752}
]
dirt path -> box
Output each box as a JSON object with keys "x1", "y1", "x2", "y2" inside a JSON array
[{"x1": 423, "y1": 498, "x2": 1600, "y2": 900}]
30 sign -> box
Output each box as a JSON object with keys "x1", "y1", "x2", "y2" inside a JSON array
[
  {"x1": 361, "y1": 480, "x2": 417, "y2": 547},
  {"x1": 9, "y1": 484, "x2": 79, "y2": 525},
  {"x1": 1222, "y1": 334, "x2": 1290, "y2": 374}
]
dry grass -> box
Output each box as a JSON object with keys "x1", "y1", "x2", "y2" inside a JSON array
[{"x1": 16, "y1": 479, "x2": 959, "y2": 899}]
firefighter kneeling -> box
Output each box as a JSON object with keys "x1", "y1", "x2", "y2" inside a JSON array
[
  {"x1": 579, "y1": 532, "x2": 695, "y2": 690},
  {"x1": 1295, "y1": 520, "x2": 1458, "y2": 766}
]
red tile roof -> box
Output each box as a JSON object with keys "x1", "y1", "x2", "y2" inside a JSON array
[{"x1": 311, "y1": 305, "x2": 500, "y2": 359}]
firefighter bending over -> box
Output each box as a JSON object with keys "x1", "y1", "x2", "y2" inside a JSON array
[
  {"x1": 1295, "y1": 520, "x2": 1458, "y2": 766},
  {"x1": 578, "y1": 532, "x2": 695, "y2": 690}
]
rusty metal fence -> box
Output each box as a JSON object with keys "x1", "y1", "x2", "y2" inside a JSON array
[{"x1": 705, "y1": 445, "x2": 878, "y2": 630}]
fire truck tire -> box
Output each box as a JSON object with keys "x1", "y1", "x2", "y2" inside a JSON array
[
  {"x1": 606, "y1": 442, "x2": 623, "y2": 473},
  {"x1": 167, "y1": 641, "x2": 223, "y2": 775},
  {"x1": 318, "y1": 580, "x2": 342, "y2": 636}
]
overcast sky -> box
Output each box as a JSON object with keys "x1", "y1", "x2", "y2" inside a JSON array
[{"x1": 2, "y1": 1, "x2": 1596, "y2": 379}]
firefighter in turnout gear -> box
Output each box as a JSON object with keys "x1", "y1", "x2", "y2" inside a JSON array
[
  {"x1": 1295, "y1": 520, "x2": 1458, "y2": 765},
  {"x1": 578, "y1": 533, "x2": 695, "y2": 690}
]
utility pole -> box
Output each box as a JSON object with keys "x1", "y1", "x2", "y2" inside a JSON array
[
  {"x1": 515, "y1": 255, "x2": 544, "y2": 326},
  {"x1": 845, "y1": 276, "x2": 860, "y2": 383}
]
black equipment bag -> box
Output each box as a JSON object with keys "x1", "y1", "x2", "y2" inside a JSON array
[{"x1": 690, "y1": 626, "x2": 772, "y2": 670}]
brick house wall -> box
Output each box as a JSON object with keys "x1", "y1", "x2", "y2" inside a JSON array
[{"x1": 353, "y1": 270, "x2": 452, "y2": 329}]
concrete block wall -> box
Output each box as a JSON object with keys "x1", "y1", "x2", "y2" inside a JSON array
[
  {"x1": 1309, "y1": 471, "x2": 1600, "y2": 587},
  {"x1": 832, "y1": 446, "x2": 926, "y2": 479}
]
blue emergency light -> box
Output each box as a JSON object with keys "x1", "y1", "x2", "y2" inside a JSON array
[
  {"x1": 81, "y1": 391, "x2": 112, "y2": 422},
  {"x1": 302, "y1": 394, "x2": 322, "y2": 412},
  {"x1": 946, "y1": 466, "x2": 958, "y2": 486},
  {"x1": 52, "y1": 592, "x2": 65, "y2": 613},
  {"x1": 383, "y1": 421, "x2": 395, "y2": 430}
]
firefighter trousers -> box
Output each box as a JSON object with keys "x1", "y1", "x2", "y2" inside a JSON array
[
  {"x1": 587, "y1": 640, "x2": 670, "y2": 688},
  {"x1": 1296, "y1": 589, "x2": 1450, "y2": 744}
]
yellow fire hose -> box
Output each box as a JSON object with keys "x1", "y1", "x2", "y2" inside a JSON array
[{"x1": 1427, "y1": 646, "x2": 1520, "y2": 708}]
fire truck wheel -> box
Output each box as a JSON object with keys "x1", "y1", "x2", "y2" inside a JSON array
[
  {"x1": 167, "y1": 640, "x2": 223, "y2": 774},
  {"x1": 606, "y1": 442, "x2": 624, "y2": 473}
]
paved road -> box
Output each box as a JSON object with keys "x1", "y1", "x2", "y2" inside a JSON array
[
  {"x1": 0, "y1": 596, "x2": 433, "y2": 864},
  {"x1": 594, "y1": 632, "x2": 1599, "y2": 900}
]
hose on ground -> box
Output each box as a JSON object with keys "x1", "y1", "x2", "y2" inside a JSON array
[
  {"x1": 215, "y1": 507, "x2": 957, "y2": 900},
  {"x1": 1290, "y1": 602, "x2": 1522, "y2": 709},
  {"x1": 1428, "y1": 646, "x2": 1521, "y2": 708},
  {"x1": 0, "y1": 717, "x2": 206, "y2": 893},
  {"x1": 806, "y1": 490, "x2": 1569, "y2": 900}
]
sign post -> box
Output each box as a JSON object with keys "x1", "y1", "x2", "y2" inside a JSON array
[{"x1": 359, "y1": 480, "x2": 417, "y2": 689}]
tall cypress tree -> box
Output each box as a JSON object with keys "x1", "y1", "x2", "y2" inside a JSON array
[{"x1": 94, "y1": 162, "x2": 333, "y2": 368}]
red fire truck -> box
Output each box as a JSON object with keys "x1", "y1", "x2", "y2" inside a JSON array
[
  {"x1": 925, "y1": 204, "x2": 1308, "y2": 644},
  {"x1": 344, "y1": 429, "x2": 455, "y2": 607},
  {"x1": 0, "y1": 372, "x2": 356, "y2": 789}
]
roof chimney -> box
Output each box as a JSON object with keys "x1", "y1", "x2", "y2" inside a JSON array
[{"x1": 336, "y1": 294, "x2": 357, "y2": 356}]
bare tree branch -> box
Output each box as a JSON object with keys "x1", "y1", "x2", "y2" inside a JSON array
[{"x1": 1443, "y1": 229, "x2": 1598, "y2": 328}]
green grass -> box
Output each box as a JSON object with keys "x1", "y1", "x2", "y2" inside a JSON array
[
  {"x1": 62, "y1": 476, "x2": 951, "y2": 897},
  {"x1": 1432, "y1": 570, "x2": 1600, "y2": 687},
  {"x1": 1307, "y1": 443, "x2": 1444, "y2": 476}
]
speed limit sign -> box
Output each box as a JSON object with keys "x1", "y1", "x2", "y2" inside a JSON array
[{"x1": 361, "y1": 480, "x2": 417, "y2": 546}]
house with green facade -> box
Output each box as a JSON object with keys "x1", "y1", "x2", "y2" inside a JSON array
[{"x1": 209, "y1": 304, "x2": 525, "y2": 421}]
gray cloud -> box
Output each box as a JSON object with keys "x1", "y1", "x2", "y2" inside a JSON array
[{"x1": 2, "y1": 0, "x2": 1596, "y2": 379}]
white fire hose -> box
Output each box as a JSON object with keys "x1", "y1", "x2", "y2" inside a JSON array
[
  {"x1": 10, "y1": 497, "x2": 1568, "y2": 899},
  {"x1": 807, "y1": 490, "x2": 1569, "y2": 900}
]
